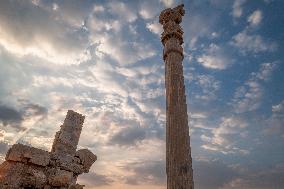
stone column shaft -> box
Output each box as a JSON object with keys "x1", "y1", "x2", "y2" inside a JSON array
[{"x1": 159, "y1": 4, "x2": 194, "y2": 189}]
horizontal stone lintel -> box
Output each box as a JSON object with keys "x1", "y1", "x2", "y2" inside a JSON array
[{"x1": 6, "y1": 143, "x2": 50, "y2": 166}]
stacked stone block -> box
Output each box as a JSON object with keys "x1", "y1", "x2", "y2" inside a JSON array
[{"x1": 0, "y1": 110, "x2": 97, "y2": 189}]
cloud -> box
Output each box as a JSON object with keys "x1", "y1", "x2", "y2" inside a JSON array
[
  {"x1": 233, "y1": 81, "x2": 263, "y2": 113},
  {"x1": 0, "y1": 105, "x2": 23, "y2": 127},
  {"x1": 231, "y1": 30, "x2": 277, "y2": 54},
  {"x1": 272, "y1": 101, "x2": 284, "y2": 113},
  {"x1": 108, "y1": 125, "x2": 147, "y2": 146},
  {"x1": 0, "y1": 141, "x2": 9, "y2": 156},
  {"x1": 37, "y1": 0, "x2": 94, "y2": 27},
  {"x1": 190, "y1": 112, "x2": 208, "y2": 119},
  {"x1": 139, "y1": 1, "x2": 160, "y2": 20},
  {"x1": 231, "y1": 0, "x2": 246, "y2": 18},
  {"x1": 0, "y1": 1, "x2": 282, "y2": 189},
  {"x1": 120, "y1": 160, "x2": 166, "y2": 185},
  {"x1": 0, "y1": 97, "x2": 48, "y2": 145},
  {"x1": 146, "y1": 22, "x2": 163, "y2": 36},
  {"x1": 93, "y1": 5, "x2": 105, "y2": 13},
  {"x1": 262, "y1": 101, "x2": 284, "y2": 136},
  {"x1": 194, "y1": 158, "x2": 238, "y2": 189},
  {"x1": 190, "y1": 74, "x2": 221, "y2": 101},
  {"x1": 221, "y1": 164, "x2": 284, "y2": 189},
  {"x1": 197, "y1": 44, "x2": 232, "y2": 70},
  {"x1": 248, "y1": 10, "x2": 262, "y2": 27},
  {"x1": 0, "y1": 0, "x2": 91, "y2": 65},
  {"x1": 88, "y1": 5, "x2": 156, "y2": 66},
  {"x1": 232, "y1": 62, "x2": 276, "y2": 113},
  {"x1": 255, "y1": 62, "x2": 277, "y2": 81},
  {"x1": 0, "y1": 141, "x2": 9, "y2": 163},
  {"x1": 201, "y1": 116, "x2": 249, "y2": 154},
  {"x1": 197, "y1": 55, "x2": 228, "y2": 70},
  {"x1": 94, "y1": 34, "x2": 156, "y2": 65},
  {"x1": 183, "y1": 11, "x2": 218, "y2": 49},
  {"x1": 14, "y1": 100, "x2": 48, "y2": 143},
  {"x1": 194, "y1": 158, "x2": 284, "y2": 189},
  {"x1": 78, "y1": 172, "x2": 114, "y2": 186},
  {"x1": 18, "y1": 99, "x2": 48, "y2": 118},
  {"x1": 107, "y1": 1, "x2": 137, "y2": 23},
  {"x1": 160, "y1": 0, "x2": 178, "y2": 8}
]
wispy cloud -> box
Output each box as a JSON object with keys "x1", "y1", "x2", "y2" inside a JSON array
[
  {"x1": 147, "y1": 21, "x2": 163, "y2": 36},
  {"x1": 191, "y1": 74, "x2": 221, "y2": 101},
  {"x1": 231, "y1": 62, "x2": 277, "y2": 113},
  {"x1": 107, "y1": 2, "x2": 137, "y2": 23},
  {"x1": 201, "y1": 116, "x2": 249, "y2": 155},
  {"x1": 197, "y1": 44, "x2": 232, "y2": 70},
  {"x1": 221, "y1": 163, "x2": 284, "y2": 189},
  {"x1": 0, "y1": 0, "x2": 91, "y2": 65},
  {"x1": 262, "y1": 101, "x2": 284, "y2": 137},
  {"x1": 231, "y1": 0, "x2": 246, "y2": 18},
  {"x1": 120, "y1": 160, "x2": 166, "y2": 185},
  {"x1": 248, "y1": 10, "x2": 263, "y2": 27},
  {"x1": 231, "y1": 30, "x2": 277, "y2": 54}
]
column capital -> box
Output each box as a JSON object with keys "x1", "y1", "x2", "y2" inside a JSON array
[{"x1": 159, "y1": 4, "x2": 185, "y2": 46}]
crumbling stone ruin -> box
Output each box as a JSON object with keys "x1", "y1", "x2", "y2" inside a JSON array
[{"x1": 0, "y1": 110, "x2": 97, "y2": 189}]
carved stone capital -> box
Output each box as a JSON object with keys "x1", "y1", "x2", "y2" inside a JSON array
[{"x1": 159, "y1": 4, "x2": 185, "y2": 46}]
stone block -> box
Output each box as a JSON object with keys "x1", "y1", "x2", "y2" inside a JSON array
[
  {"x1": 69, "y1": 184, "x2": 85, "y2": 189},
  {"x1": 0, "y1": 161, "x2": 25, "y2": 187},
  {"x1": 21, "y1": 167, "x2": 47, "y2": 188},
  {"x1": 6, "y1": 143, "x2": 50, "y2": 166},
  {"x1": 51, "y1": 110, "x2": 85, "y2": 156},
  {"x1": 48, "y1": 168, "x2": 73, "y2": 186},
  {"x1": 0, "y1": 161, "x2": 47, "y2": 188},
  {"x1": 75, "y1": 149, "x2": 97, "y2": 173},
  {"x1": 0, "y1": 110, "x2": 96, "y2": 188}
]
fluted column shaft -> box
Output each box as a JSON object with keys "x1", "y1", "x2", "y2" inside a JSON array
[{"x1": 159, "y1": 4, "x2": 194, "y2": 189}]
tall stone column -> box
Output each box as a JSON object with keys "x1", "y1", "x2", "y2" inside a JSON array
[
  {"x1": 159, "y1": 4, "x2": 194, "y2": 189},
  {"x1": 51, "y1": 110, "x2": 85, "y2": 156}
]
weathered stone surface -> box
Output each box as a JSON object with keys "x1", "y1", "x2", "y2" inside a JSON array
[
  {"x1": 0, "y1": 161, "x2": 47, "y2": 188},
  {"x1": 0, "y1": 110, "x2": 96, "y2": 189},
  {"x1": 75, "y1": 149, "x2": 97, "y2": 173},
  {"x1": 160, "y1": 4, "x2": 194, "y2": 189},
  {"x1": 0, "y1": 161, "x2": 26, "y2": 187},
  {"x1": 48, "y1": 168, "x2": 73, "y2": 186},
  {"x1": 69, "y1": 184, "x2": 85, "y2": 189},
  {"x1": 50, "y1": 153, "x2": 85, "y2": 174},
  {"x1": 21, "y1": 167, "x2": 47, "y2": 187},
  {"x1": 52, "y1": 110, "x2": 85, "y2": 156},
  {"x1": 6, "y1": 143, "x2": 50, "y2": 166}
]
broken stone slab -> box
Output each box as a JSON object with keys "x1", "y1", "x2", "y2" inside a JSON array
[
  {"x1": 75, "y1": 149, "x2": 97, "y2": 173},
  {"x1": 49, "y1": 153, "x2": 85, "y2": 174},
  {"x1": 5, "y1": 143, "x2": 50, "y2": 166}
]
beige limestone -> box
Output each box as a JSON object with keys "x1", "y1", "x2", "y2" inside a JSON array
[
  {"x1": 75, "y1": 149, "x2": 97, "y2": 173},
  {"x1": 159, "y1": 4, "x2": 194, "y2": 189},
  {"x1": 0, "y1": 110, "x2": 97, "y2": 189},
  {"x1": 6, "y1": 143, "x2": 50, "y2": 166},
  {"x1": 48, "y1": 168, "x2": 73, "y2": 186}
]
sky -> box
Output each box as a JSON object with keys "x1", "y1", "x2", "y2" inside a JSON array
[{"x1": 0, "y1": 0, "x2": 283, "y2": 188}]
